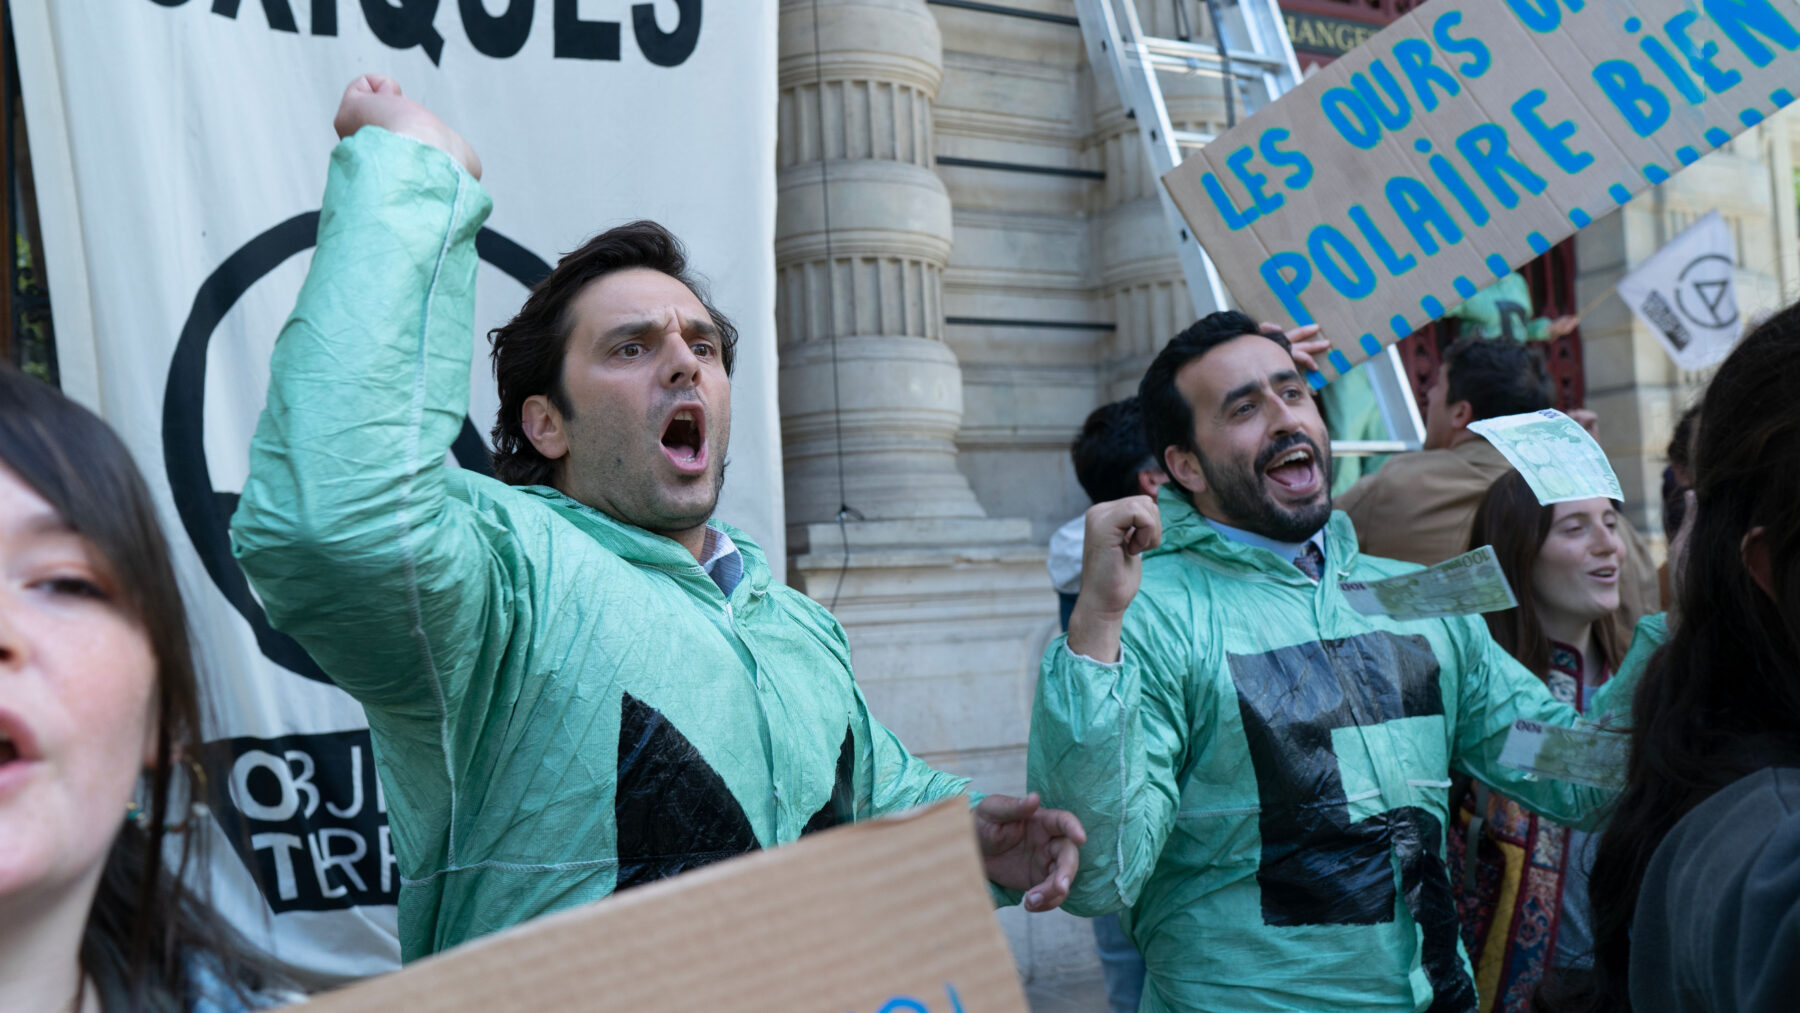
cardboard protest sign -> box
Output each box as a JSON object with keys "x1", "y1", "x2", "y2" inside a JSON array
[
  {"x1": 1616, "y1": 209, "x2": 1741, "y2": 368},
  {"x1": 1163, "y1": 0, "x2": 1800, "y2": 388},
  {"x1": 291, "y1": 799, "x2": 1027, "y2": 1013}
]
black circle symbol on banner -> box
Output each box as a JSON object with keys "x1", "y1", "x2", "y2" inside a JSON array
[
  {"x1": 1674, "y1": 253, "x2": 1738, "y2": 330},
  {"x1": 163, "y1": 211, "x2": 551, "y2": 685}
]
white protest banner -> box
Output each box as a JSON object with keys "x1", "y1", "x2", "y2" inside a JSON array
[
  {"x1": 1616, "y1": 209, "x2": 1740, "y2": 369},
  {"x1": 1162, "y1": 0, "x2": 1800, "y2": 388},
  {"x1": 12, "y1": 0, "x2": 777, "y2": 986}
]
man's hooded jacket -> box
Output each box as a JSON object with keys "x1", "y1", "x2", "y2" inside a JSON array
[
  {"x1": 1029, "y1": 486, "x2": 1633, "y2": 1013},
  {"x1": 231, "y1": 128, "x2": 968, "y2": 960}
]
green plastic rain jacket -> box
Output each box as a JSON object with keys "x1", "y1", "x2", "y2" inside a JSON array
[
  {"x1": 1029, "y1": 486, "x2": 1635, "y2": 1013},
  {"x1": 231, "y1": 129, "x2": 969, "y2": 960},
  {"x1": 1593, "y1": 612, "x2": 1668, "y2": 731}
]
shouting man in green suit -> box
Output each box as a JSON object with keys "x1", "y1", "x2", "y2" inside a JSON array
[
  {"x1": 232, "y1": 76, "x2": 1083, "y2": 960},
  {"x1": 1030, "y1": 311, "x2": 1637, "y2": 1013}
]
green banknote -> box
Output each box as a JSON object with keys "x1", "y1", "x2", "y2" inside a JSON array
[
  {"x1": 1339, "y1": 545, "x2": 1519, "y2": 620},
  {"x1": 1497, "y1": 718, "x2": 1630, "y2": 790},
  {"x1": 1466, "y1": 409, "x2": 1624, "y2": 505}
]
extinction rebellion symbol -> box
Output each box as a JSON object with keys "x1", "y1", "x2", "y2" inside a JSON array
[
  {"x1": 1674, "y1": 253, "x2": 1737, "y2": 330},
  {"x1": 162, "y1": 211, "x2": 550, "y2": 685}
]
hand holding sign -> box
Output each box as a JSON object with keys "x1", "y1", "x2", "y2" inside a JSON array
[
  {"x1": 334, "y1": 74, "x2": 483, "y2": 180},
  {"x1": 1266, "y1": 322, "x2": 1330, "y2": 374}
]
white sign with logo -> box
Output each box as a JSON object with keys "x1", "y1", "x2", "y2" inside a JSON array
[
  {"x1": 1615, "y1": 210, "x2": 1741, "y2": 370},
  {"x1": 12, "y1": 0, "x2": 778, "y2": 986}
]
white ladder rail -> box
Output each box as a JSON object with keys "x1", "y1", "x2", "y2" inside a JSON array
[
  {"x1": 1076, "y1": 0, "x2": 1427, "y2": 452},
  {"x1": 1075, "y1": 0, "x2": 1230, "y2": 316}
]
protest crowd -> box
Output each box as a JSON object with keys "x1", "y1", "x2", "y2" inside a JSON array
[{"x1": 5, "y1": 36, "x2": 1800, "y2": 1013}]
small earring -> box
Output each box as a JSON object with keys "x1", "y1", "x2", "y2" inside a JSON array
[
  {"x1": 175, "y1": 755, "x2": 212, "y2": 830},
  {"x1": 125, "y1": 801, "x2": 148, "y2": 827}
]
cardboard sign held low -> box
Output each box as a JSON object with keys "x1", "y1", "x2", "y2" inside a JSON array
[
  {"x1": 1163, "y1": 0, "x2": 1800, "y2": 387},
  {"x1": 291, "y1": 799, "x2": 1025, "y2": 1013}
]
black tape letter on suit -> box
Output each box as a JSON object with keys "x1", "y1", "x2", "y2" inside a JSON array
[
  {"x1": 615, "y1": 693, "x2": 857, "y2": 890},
  {"x1": 801, "y1": 729, "x2": 857, "y2": 834},
  {"x1": 614, "y1": 692, "x2": 760, "y2": 891},
  {"x1": 1495, "y1": 300, "x2": 1531, "y2": 343},
  {"x1": 1229, "y1": 632, "x2": 1476, "y2": 1013}
]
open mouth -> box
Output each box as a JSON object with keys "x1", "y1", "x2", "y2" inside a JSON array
[
  {"x1": 659, "y1": 405, "x2": 708, "y2": 473},
  {"x1": 1262, "y1": 444, "x2": 1321, "y2": 495},
  {"x1": 1588, "y1": 566, "x2": 1619, "y2": 583},
  {"x1": 0, "y1": 711, "x2": 39, "y2": 776}
]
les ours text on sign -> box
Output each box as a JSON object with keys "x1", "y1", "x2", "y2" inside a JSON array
[{"x1": 1165, "y1": 0, "x2": 1800, "y2": 383}]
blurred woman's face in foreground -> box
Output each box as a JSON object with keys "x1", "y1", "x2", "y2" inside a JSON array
[{"x1": 0, "y1": 462, "x2": 157, "y2": 906}]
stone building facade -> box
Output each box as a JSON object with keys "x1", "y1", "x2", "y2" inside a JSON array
[{"x1": 774, "y1": 0, "x2": 1800, "y2": 986}]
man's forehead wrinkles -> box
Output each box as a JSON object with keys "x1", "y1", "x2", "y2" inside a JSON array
[{"x1": 595, "y1": 308, "x2": 714, "y2": 342}]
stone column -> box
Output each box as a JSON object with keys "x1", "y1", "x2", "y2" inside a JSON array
[
  {"x1": 773, "y1": 0, "x2": 1053, "y2": 801},
  {"x1": 775, "y1": 0, "x2": 984, "y2": 524}
]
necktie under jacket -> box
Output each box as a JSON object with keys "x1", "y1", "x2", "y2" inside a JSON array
[{"x1": 1292, "y1": 542, "x2": 1325, "y2": 582}]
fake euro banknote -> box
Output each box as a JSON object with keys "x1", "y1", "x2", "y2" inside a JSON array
[
  {"x1": 1466, "y1": 409, "x2": 1624, "y2": 505},
  {"x1": 1339, "y1": 546, "x2": 1518, "y2": 620},
  {"x1": 1498, "y1": 719, "x2": 1629, "y2": 791}
]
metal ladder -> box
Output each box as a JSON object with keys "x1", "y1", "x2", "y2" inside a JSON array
[{"x1": 1073, "y1": 0, "x2": 1424, "y2": 453}]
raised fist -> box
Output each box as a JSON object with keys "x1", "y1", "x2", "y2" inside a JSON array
[{"x1": 334, "y1": 75, "x2": 482, "y2": 180}]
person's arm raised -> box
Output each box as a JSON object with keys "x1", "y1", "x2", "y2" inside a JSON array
[
  {"x1": 1064, "y1": 495, "x2": 1161, "y2": 663},
  {"x1": 231, "y1": 78, "x2": 504, "y2": 715},
  {"x1": 1030, "y1": 494, "x2": 1187, "y2": 916}
]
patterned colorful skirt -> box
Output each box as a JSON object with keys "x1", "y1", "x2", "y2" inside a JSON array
[{"x1": 1446, "y1": 784, "x2": 1570, "y2": 1013}]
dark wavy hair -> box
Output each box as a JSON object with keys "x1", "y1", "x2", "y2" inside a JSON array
[
  {"x1": 1468, "y1": 470, "x2": 1621, "y2": 678},
  {"x1": 1659, "y1": 403, "x2": 1701, "y2": 542},
  {"x1": 1557, "y1": 303, "x2": 1800, "y2": 1012},
  {"x1": 487, "y1": 220, "x2": 737, "y2": 486},
  {"x1": 1443, "y1": 335, "x2": 1554, "y2": 421},
  {"x1": 1138, "y1": 310, "x2": 1289, "y2": 496},
  {"x1": 1071, "y1": 397, "x2": 1161, "y2": 504},
  {"x1": 0, "y1": 365, "x2": 281, "y2": 1010}
]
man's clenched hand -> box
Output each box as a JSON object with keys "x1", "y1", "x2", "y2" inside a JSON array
[
  {"x1": 1066, "y1": 495, "x2": 1161, "y2": 664},
  {"x1": 333, "y1": 74, "x2": 482, "y2": 180}
]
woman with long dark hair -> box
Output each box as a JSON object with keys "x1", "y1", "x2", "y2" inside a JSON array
[
  {"x1": 0, "y1": 364, "x2": 279, "y2": 1011},
  {"x1": 1574, "y1": 304, "x2": 1800, "y2": 1012},
  {"x1": 1449, "y1": 472, "x2": 1626, "y2": 1013}
]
